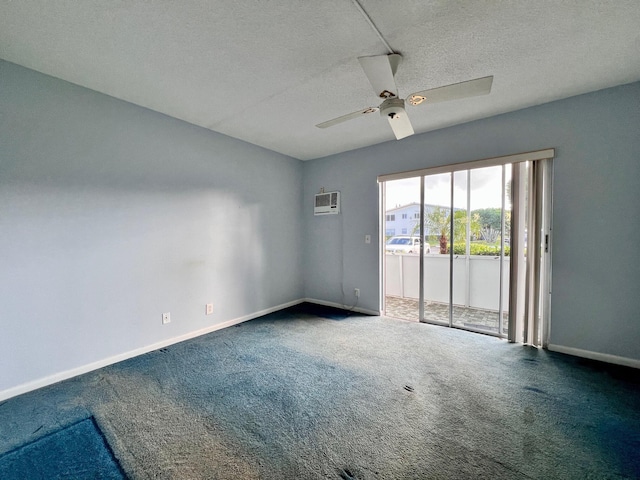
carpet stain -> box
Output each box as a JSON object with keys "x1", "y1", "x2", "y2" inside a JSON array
[
  {"x1": 339, "y1": 467, "x2": 358, "y2": 479},
  {"x1": 523, "y1": 386, "x2": 547, "y2": 395}
]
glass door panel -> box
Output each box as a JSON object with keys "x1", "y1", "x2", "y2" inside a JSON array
[
  {"x1": 451, "y1": 170, "x2": 470, "y2": 329},
  {"x1": 454, "y1": 165, "x2": 507, "y2": 334},
  {"x1": 383, "y1": 177, "x2": 421, "y2": 321},
  {"x1": 501, "y1": 164, "x2": 513, "y2": 335},
  {"x1": 422, "y1": 173, "x2": 452, "y2": 325}
]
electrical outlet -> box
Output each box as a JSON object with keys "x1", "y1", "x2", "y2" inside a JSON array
[
  {"x1": 354, "y1": 288, "x2": 360, "y2": 298},
  {"x1": 205, "y1": 303, "x2": 214, "y2": 315},
  {"x1": 162, "y1": 312, "x2": 171, "y2": 324}
]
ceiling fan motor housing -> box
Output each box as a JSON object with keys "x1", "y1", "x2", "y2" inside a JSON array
[{"x1": 380, "y1": 97, "x2": 407, "y2": 119}]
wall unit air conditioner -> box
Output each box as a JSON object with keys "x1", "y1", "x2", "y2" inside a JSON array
[{"x1": 314, "y1": 191, "x2": 340, "y2": 215}]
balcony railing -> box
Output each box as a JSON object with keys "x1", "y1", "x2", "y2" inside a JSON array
[{"x1": 384, "y1": 253, "x2": 509, "y2": 335}]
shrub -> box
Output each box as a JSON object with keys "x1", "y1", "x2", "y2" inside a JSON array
[{"x1": 451, "y1": 242, "x2": 510, "y2": 256}]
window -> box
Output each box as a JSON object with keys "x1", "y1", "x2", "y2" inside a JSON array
[
  {"x1": 402, "y1": 214, "x2": 408, "y2": 219},
  {"x1": 385, "y1": 229, "x2": 395, "y2": 236},
  {"x1": 402, "y1": 228, "x2": 407, "y2": 234},
  {"x1": 386, "y1": 214, "x2": 395, "y2": 221},
  {"x1": 414, "y1": 213, "x2": 420, "y2": 219}
]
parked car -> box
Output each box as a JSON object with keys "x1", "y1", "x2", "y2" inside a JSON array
[{"x1": 385, "y1": 236, "x2": 431, "y2": 254}]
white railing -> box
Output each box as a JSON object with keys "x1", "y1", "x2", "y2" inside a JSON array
[{"x1": 385, "y1": 253, "x2": 510, "y2": 311}]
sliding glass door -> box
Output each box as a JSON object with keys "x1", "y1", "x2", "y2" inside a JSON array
[
  {"x1": 447, "y1": 166, "x2": 511, "y2": 335},
  {"x1": 382, "y1": 177, "x2": 421, "y2": 322},
  {"x1": 422, "y1": 173, "x2": 451, "y2": 326},
  {"x1": 381, "y1": 149, "x2": 553, "y2": 344}
]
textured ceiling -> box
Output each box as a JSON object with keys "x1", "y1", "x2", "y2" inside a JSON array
[{"x1": 1, "y1": 1, "x2": 639, "y2": 160}]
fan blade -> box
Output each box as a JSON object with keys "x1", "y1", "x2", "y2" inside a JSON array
[
  {"x1": 315, "y1": 107, "x2": 379, "y2": 129},
  {"x1": 387, "y1": 111, "x2": 414, "y2": 140},
  {"x1": 407, "y1": 76, "x2": 493, "y2": 106},
  {"x1": 358, "y1": 54, "x2": 402, "y2": 98}
]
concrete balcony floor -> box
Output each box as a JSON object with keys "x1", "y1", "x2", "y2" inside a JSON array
[{"x1": 384, "y1": 295, "x2": 509, "y2": 336}]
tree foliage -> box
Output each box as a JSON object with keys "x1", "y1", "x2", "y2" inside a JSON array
[
  {"x1": 421, "y1": 207, "x2": 481, "y2": 253},
  {"x1": 421, "y1": 206, "x2": 508, "y2": 254},
  {"x1": 475, "y1": 208, "x2": 502, "y2": 231},
  {"x1": 473, "y1": 208, "x2": 511, "y2": 243}
]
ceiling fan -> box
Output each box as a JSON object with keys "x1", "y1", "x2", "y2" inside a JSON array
[{"x1": 316, "y1": 54, "x2": 493, "y2": 140}]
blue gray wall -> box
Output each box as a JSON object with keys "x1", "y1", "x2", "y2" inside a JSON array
[
  {"x1": 303, "y1": 81, "x2": 640, "y2": 363},
  {"x1": 0, "y1": 61, "x2": 304, "y2": 395},
  {"x1": 2, "y1": 59, "x2": 638, "y2": 398}
]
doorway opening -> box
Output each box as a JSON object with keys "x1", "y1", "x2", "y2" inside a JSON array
[{"x1": 379, "y1": 149, "x2": 554, "y2": 345}]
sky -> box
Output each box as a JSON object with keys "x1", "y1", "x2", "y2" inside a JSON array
[{"x1": 385, "y1": 165, "x2": 511, "y2": 212}]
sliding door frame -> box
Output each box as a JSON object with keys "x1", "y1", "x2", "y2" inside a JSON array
[{"x1": 380, "y1": 148, "x2": 555, "y2": 343}]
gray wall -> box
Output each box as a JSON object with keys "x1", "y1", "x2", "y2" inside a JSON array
[
  {"x1": 2, "y1": 58, "x2": 638, "y2": 398},
  {"x1": 303, "y1": 81, "x2": 640, "y2": 362},
  {"x1": 0, "y1": 61, "x2": 304, "y2": 393}
]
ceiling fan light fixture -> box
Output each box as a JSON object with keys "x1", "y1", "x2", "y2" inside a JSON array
[
  {"x1": 408, "y1": 95, "x2": 426, "y2": 106},
  {"x1": 379, "y1": 98, "x2": 414, "y2": 139},
  {"x1": 379, "y1": 97, "x2": 406, "y2": 118}
]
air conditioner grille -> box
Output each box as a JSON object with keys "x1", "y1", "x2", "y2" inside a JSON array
[
  {"x1": 314, "y1": 191, "x2": 340, "y2": 215},
  {"x1": 316, "y1": 194, "x2": 330, "y2": 208}
]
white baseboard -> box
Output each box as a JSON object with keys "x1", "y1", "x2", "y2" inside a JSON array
[
  {"x1": 548, "y1": 344, "x2": 640, "y2": 369},
  {"x1": 304, "y1": 297, "x2": 380, "y2": 316},
  {"x1": 0, "y1": 299, "x2": 305, "y2": 402}
]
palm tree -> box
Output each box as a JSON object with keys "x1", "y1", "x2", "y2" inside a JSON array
[
  {"x1": 414, "y1": 207, "x2": 481, "y2": 254},
  {"x1": 423, "y1": 207, "x2": 453, "y2": 254}
]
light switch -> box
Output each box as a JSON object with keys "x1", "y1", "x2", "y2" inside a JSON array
[{"x1": 365, "y1": 235, "x2": 371, "y2": 244}]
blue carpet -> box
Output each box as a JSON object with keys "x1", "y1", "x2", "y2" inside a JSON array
[
  {"x1": 296, "y1": 302, "x2": 354, "y2": 320},
  {"x1": 1, "y1": 310, "x2": 639, "y2": 478},
  {"x1": 0, "y1": 417, "x2": 126, "y2": 479}
]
